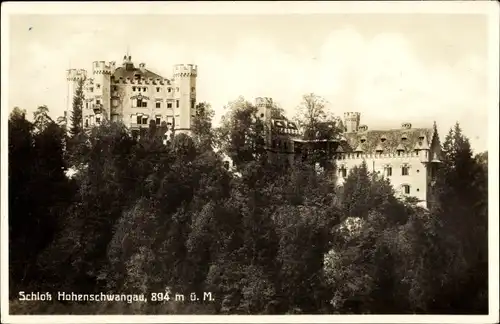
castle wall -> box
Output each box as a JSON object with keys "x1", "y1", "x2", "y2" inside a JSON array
[{"x1": 336, "y1": 151, "x2": 429, "y2": 207}]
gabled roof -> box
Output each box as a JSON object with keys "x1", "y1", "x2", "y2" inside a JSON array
[
  {"x1": 339, "y1": 127, "x2": 434, "y2": 154},
  {"x1": 112, "y1": 65, "x2": 165, "y2": 80}
]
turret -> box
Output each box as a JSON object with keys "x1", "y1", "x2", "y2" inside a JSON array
[
  {"x1": 343, "y1": 112, "x2": 361, "y2": 133},
  {"x1": 173, "y1": 64, "x2": 197, "y2": 134},
  {"x1": 255, "y1": 97, "x2": 273, "y2": 122},
  {"x1": 91, "y1": 61, "x2": 113, "y2": 122}
]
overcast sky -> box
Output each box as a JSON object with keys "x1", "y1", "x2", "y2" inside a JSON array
[{"x1": 5, "y1": 3, "x2": 495, "y2": 152}]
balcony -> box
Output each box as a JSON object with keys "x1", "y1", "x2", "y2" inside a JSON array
[{"x1": 93, "y1": 103, "x2": 103, "y2": 114}]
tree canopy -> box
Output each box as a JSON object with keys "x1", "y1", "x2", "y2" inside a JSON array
[{"x1": 8, "y1": 99, "x2": 489, "y2": 315}]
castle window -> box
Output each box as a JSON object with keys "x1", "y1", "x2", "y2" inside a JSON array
[
  {"x1": 143, "y1": 87, "x2": 147, "y2": 92},
  {"x1": 89, "y1": 87, "x2": 94, "y2": 92},
  {"x1": 339, "y1": 167, "x2": 347, "y2": 178},
  {"x1": 132, "y1": 86, "x2": 136, "y2": 91},
  {"x1": 167, "y1": 102, "x2": 172, "y2": 109},
  {"x1": 416, "y1": 188, "x2": 420, "y2": 192},
  {"x1": 138, "y1": 88, "x2": 141, "y2": 92},
  {"x1": 136, "y1": 116, "x2": 141, "y2": 124},
  {"x1": 360, "y1": 138, "x2": 366, "y2": 143},
  {"x1": 380, "y1": 136, "x2": 387, "y2": 142},
  {"x1": 191, "y1": 100, "x2": 195, "y2": 109},
  {"x1": 416, "y1": 169, "x2": 420, "y2": 173},
  {"x1": 142, "y1": 117, "x2": 148, "y2": 124},
  {"x1": 191, "y1": 87, "x2": 195, "y2": 92},
  {"x1": 96, "y1": 84, "x2": 101, "y2": 89},
  {"x1": 356, "y1": 153, "x2": 360, "y2": 158},
  {"x1": 386, "y1": 166, "x2": 392, "y2": 177},
  {"x1": 260, "y1": 113, "x2": 264, "y2": 118},
  {"x1": 141, "y1": 101, "x2": 147, "y2": 108},
  {"x1": 136, "y1": 98, "x2": 142, "y2": 107},
  {"x1": 402, "y1": 184, "x2": 411, "y2": 195},
  {"x1": 156, "y1": 87, "x2": 160, "y2": 92},
  {"x1": 401, "y1": 134, "x2": 408, "y2": 141},
  {"x1": 168, "y1": 88, "x2": 172, "y2": 93},
  {"x1": 86, "y1": 102, "x2": 89, "y2": 109},
  {"x1": 402, "y1": 165, "x2": 409, "y2": 176},
  {"x1": 96, "y1": 99, "x2": 101, "y2": 105},
  {"x1": 155, "y1": 117, "x2": 161, "y2": 125},
  {"x1": 85, "y1": 119, "x2": 89, "y2": 127},
  {"x1": 176, "y1": 100, "x2": 180, "y2": 108},
  {"x1": 156, "y1": 102, "x2": 161, "y2": 109}
]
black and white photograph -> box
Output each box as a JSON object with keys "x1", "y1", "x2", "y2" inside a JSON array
[{"x1": 1, "y1": 1, "x2": 498, "y2": 323}]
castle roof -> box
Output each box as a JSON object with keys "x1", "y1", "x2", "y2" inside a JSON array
[
  {"x1": 112, "y1": 65, "x2": 165, "y2": 80},
  {"x1": 339, "y1": 127, "x2": 434, "y2": 154},
  {"x1": 270, "y1": 118, "x2": 301, "y2": 135}
]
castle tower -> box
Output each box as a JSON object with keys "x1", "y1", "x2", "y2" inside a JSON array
[
  {"x1": 255, "y1": 97, "x2": 273, "y2": 122},
  {"x1": 66, "y1": 68, "x2": 87, "y2": 132},
  {"x1": 343, "y1": 112, "x2": 361, "y2": 133},
  {"x1": 173, "y1": 64, "x2": 197, "y2": 134},
  {"x1": 91, "y1": 60, "x2": 113, "y2": 122}
]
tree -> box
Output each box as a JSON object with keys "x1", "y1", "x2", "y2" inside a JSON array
[
  {"x1": 429, "y1": 122, "x2": 488, "y2": 313},
  {"x1": 192, "y1": 102, "x2": 216, "y2": 151},
  {"x1": 70, "y1": 79, "x2": 85, "y2": 137},
  {"x1": 9, "y1": 109, "x2": 74, "y2": 297},
  {"x1": 33, "y1": 105, "x2": 53, "y2": 133},
  {"x1": 217, "y1": 97, "x2": 267, "y2": 170},
  {"x1": 294, "y1": 93, "x2": 341, "y2": 141}
]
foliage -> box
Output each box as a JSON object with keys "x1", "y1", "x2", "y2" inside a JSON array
[
  {"x1": 70, "y1": 78, "x2": 85, "y2": 137},
  {"x1": 7, "y1": 98, "x2": 488, "y2": 315}
]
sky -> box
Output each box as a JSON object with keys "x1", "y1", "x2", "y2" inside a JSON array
[{"x1": 6, "y1": 6, "x2": 494, "y2": 153}]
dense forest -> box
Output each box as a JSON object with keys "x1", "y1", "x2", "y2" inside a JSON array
[{"x1": 8, "y1": 92, "x2": 488, "y2": 314}]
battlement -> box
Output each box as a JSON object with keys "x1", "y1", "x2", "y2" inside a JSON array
[
  {"x1": 112, "y1": 76, "x2": 171, "y2": 85},
  {"x1": 92, "y1": 61, "x2": 113, "y2": 75},
  {"x1": 67, "y1": 69, "x2": 87, "y2": 81},
  {"x1": 255, "y1": 97, "x2": 273, "y2": 107},
  {"x1": 344, "y1": 112, "x2": 361, "y2": 120},
  {"x1": 336, "y1": 151, "x2": 422, "y2": 160},
  {"x1": 173, "y1": 64, "x2": 197, "y2": 77}
]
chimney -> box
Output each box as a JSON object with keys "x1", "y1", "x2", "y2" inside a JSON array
[{"x1": 139, "y1": 63, "x2": 146, "y2": 72}]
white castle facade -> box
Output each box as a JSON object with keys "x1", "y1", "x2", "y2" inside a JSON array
[{"x1": 65, "y1": 54, "x2": 197, "y2": 134}]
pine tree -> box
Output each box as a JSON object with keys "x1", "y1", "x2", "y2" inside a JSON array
[
  {"x1": 430, "y1": 122, "x2": 488, "y2": 313},
  {"x1": 70, "y1": 79, "x2": 85, "y2": 137},
  {"x1": 341, "y1": 160, "x2": 372, "y2": 219}
]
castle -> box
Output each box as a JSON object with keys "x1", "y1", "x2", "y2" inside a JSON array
[
  {"x1": 64, "y1": 56, "x2": 441, "y2": 208},
  {"x1": 254, "y1": 97, "x2": 442, "y2": 208},
  {"x1": 65, "y1": 54, "x2": 197, "y2": 135}
]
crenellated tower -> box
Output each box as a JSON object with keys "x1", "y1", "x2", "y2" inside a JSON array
[
  {"x1": 255, "y1": 97, "x2": 273, "y2": 123},
  {"x1": 91, "y1": 61, "x2": 113, "y2": 122},
  {"x1": 66, "y1": 69, "x2": 87, "y2": 131},
  {"x1": 344, "y1": 112, "x2": 361, "y2": 133},
  {"x1": 173, "y1": 64, "x2": 197, "y2": 134}
]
